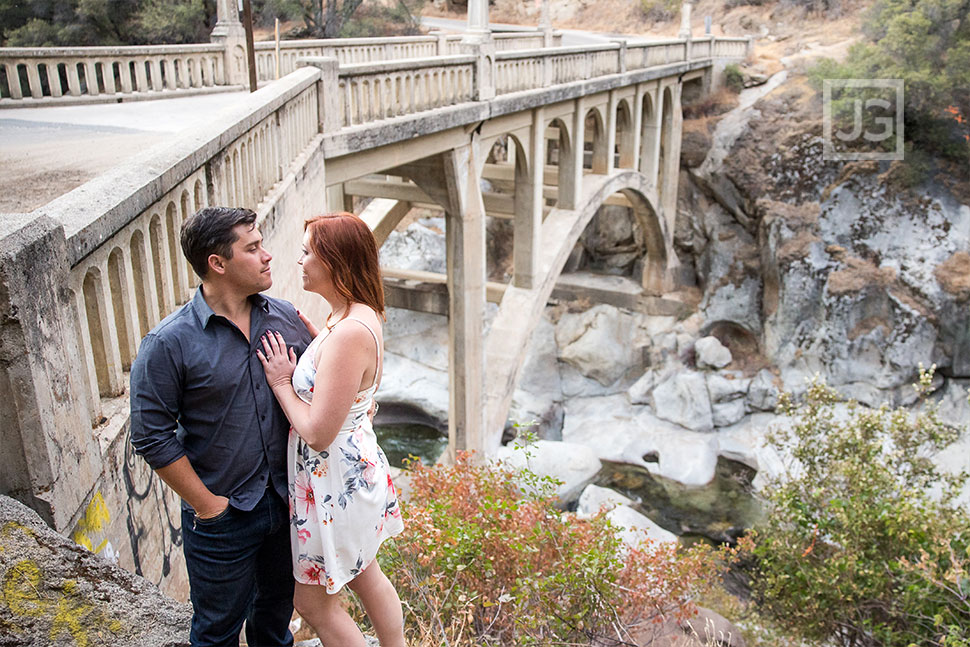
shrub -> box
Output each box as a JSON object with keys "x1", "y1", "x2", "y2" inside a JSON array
[
  {"x1": 740, "y1": 369, "x2": 970, "y2": 647},
  {"x1": 724, "y1": 64, "x2": 744, "y2": 94},
  {"x1": 377, "y1": 449, "x2": 726, "y2": 646},
  {"x1": 639, "y1": 0, "x2": 681, "y2": 23}
]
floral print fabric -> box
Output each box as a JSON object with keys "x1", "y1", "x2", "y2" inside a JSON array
[{"x1": 287, "y1": 318, "x2": 403, "y2": 593}]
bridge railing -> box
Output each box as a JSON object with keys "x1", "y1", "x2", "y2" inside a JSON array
[
  {"x1": 0, "y1": 31, "x2": 563, "y2": 104},
  {"x1": 46, "y1": 67, "x2": 322, "y2": 419},
  {"x1": 493, "y1": 36, "x2": 748, "y2": 95},
  {"x1": 336, "y1": 55, "x2": 476, "y2": 127},
  {"x1": 0, "y1": 44, "x2": 226, "y2": 101}
]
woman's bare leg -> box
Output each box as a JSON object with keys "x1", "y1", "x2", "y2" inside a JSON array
[
  {"x1": 293, "y1": 582, "x2": 366, "y2": 647},
  {"x1": 346, "y1": 561, "x2": 406, "y2": 647}
]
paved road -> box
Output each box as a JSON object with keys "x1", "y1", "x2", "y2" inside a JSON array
[
  {"x1": 0, "y1": 92, "x2": 248, "y2": 213},
  {"x1": 420, "y1": 15, "x2": 628, "y2": 45}
]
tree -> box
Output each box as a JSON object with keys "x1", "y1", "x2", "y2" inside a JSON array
[
  {"x1": 740, "y1": 371, "x2": 970, "y2": 647},
  {"x1": 826, "y1": 0, "x2": 970, "y2": 161}
]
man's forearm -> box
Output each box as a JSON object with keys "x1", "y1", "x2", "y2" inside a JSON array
[{"x1": 155, "y1": 456, "x2": 227, "y2": 517}]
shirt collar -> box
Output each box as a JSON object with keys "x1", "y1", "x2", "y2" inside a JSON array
[{"x1": 190, "y1": 287, "x2": 270, "y2": 328}]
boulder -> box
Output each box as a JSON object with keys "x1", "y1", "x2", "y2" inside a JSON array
[
  {"x1": 379, "y1": 218, "x2": 446, "y2": 273},
  {"x1": 707, "y1": 373, "x2": 750, "y2": 403},
  {"x1": 606, "y1": 504, "x2": 679, "y2": 549},
  {"x1": 560, "y1": 396, "x2": 718, "y2": 487},
  {"x1": 627, "y1": 365, "x2": 676, "y2": 405},
  {"x1": 652, "y1": 371, "x2": 714, "y2": 432},
  {"x1": 494, "y1": 439, "x2": 602, "y2": 505},
  {"x1": 746, "y1": 368, "x2": 781, "y2": 411},
  {"x1": 556, "y1": 304, "x2": 638, "y2": 386},
  {"x1": 694, "y1": 336, "x2": 732, "y2": 370},
  {"x1": 576, "y1": 483, "x2": 635, "y2": 516},
  {"x1": 713, "y1": 398, "x2": 747, "y2": 427},
  {"x1": 0, "y1": 495, "x2": 191, "y2": 647}
]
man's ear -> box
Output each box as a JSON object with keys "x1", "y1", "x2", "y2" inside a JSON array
[{"x1": 207, "y1": 254, "x2": 227, "y2": 276}]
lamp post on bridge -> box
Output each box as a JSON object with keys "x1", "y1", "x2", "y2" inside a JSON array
[
  {"x1": 462, "y1": 0, "x2": 495, "y2": 101},
  {"x1": 211, "y1": 0, "x2": 251, "y2": 88}
]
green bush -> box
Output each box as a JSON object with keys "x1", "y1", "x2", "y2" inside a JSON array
[
  {"x1": 724, "y1": 64, "x2": 744, "y2": 94},
  {"x1": 639, "y1": 0, "x2": 681, "y2": 23},
  {"x1": 740, "y1": 369, "x2": 970, "y2": 647},
  {"x1": 809, "y1": 0, "x2": 970, "y2": 165},
  {"x1": 375, "y1": 449, "x2": 726, "y2": 646}
]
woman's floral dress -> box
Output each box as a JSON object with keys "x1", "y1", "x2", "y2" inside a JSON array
[{"x1": 288, "y1": 317, "x2": 403, "y2": 593}]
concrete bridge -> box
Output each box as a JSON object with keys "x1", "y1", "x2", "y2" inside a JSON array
[{"x1": 0, "y1": 2, "x2": 747, "y2": 597}]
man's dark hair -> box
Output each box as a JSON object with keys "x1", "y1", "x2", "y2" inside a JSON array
[{"x1": 181, "y1": 207, "x2": 257, "y2": 279}]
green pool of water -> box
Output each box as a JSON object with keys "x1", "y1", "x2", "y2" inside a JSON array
[{"x1": 374, "y1": 423, "x2": 448, "y2": 468}]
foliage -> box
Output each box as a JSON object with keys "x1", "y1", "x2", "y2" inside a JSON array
[
  {"x1": 376, "y1": 449, "x2": 726, "y2": 646},
  {"x1": 724, "y1": 64, "x2": 744, "y2": 94},
  {"x1": 639, "y1": 0, "x2": 681, "y2": 23},
  {"x1": 740, "y1": 369, "x2": 970, "y2": 647},
  {"x1": 2, "y1": 0, "x2": 216, "y2": 46},
  {"x1": 809, "y1": 0, "x2": 970, "y2": 164},
  {"x1": 287, "y1": 0, "x2": 423, "y2": 39},
  {"x1": 134, "y1": 0, "x2": 211, "y2": 45}
]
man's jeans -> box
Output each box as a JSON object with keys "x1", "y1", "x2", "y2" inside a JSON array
[{"x1": 181, "y1": 489, "x2": 294, "y2": 647}]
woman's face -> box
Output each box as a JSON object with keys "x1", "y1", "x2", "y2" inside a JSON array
[{"x1": 299, "y1": 230, "x2": 331, "y2": 295}]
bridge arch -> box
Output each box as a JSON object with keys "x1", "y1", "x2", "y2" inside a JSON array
[{"x1": 484, "y1": 169, "x2": 674, "y2": 448}]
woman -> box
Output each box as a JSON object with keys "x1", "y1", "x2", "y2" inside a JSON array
[{"x1": 257, "y1": 212, "x2": 405, "y2": 647}]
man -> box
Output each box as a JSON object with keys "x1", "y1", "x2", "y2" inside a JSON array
[{"x1": 130, "y1": 207, "x2": 313, "y2": 647}]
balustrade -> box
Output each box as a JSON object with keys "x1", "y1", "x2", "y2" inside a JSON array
[
  {"x1": 337, "y1": 57, "x2": 475, "y2": 127},
  {"x1": 52, "y1": 70, "x2": 320, "y2": 422},
  {"x1": 0, "y1": 45, "x2": 225, "y2": 101}
]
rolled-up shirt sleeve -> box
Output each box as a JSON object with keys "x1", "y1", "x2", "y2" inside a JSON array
[{"x1": 130, "y1": 333, "x2": 186, "y2": 470}]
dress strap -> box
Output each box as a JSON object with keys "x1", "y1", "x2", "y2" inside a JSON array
[{"x1": 340, "y1": 317, "x2": 382, "y2": 389}]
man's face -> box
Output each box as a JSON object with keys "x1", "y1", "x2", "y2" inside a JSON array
[{"x1": 219, "y1": 223, "x2": 273, "y2": 295}]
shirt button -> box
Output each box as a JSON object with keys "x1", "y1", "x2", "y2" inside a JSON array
[
  {"x1": 256, "y1": 383, "x2": 261, "y2": 390},
  {"x1": 261, "y1": 415, "x2": 266, "y2": 421}
]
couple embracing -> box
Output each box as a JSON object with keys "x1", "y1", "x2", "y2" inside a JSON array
[{"x1": 130, "y1": 207, "x2": 405, "y2": 647}]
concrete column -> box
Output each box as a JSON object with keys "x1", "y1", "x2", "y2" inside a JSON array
[
  {"x1": 559, "y1": 104, "x2": 584, "y2": 210},
  {"x1": 431, "y1": 31, "x2": 450, "y2": 56},
  {"x1": 540, "y1": 0, "x2": 554, "y2": 47},
  {"x1": 466, "y1": 0, "x2": 490, "y2": 36},
  {"x1": 211, "y1": 0, "x2": 248, "y2": 86},
  {"x1": 0, "y1": 215, "x2": 102, "y2": 532},
  {"x1": 326, "y1": 184, "x2": 352, "y2": 213},
  {"x1": 679, "y1": 0, "x2": 693, "y2": 39},
  {"x1": 513, "y1": 108, "x2": 545, "y2": 289},
  {"x1": 606, "y1": 92, "x2": 618, "y2": 174},
  {"x1": 632, "y1": 85, "x2": 645, "y2": 173},
  {"x1": 300, "y1": 57, "x2": 339, "y2": 133},
  {"x1": 660, "y1": 84, "x2": 683, "y2": 237},
  {"x1": 442, "y1": 143, "x2": 487, "y2": 458}
]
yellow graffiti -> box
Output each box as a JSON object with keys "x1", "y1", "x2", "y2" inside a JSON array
[
  {"x1": 2, "y1": 558, "x2": 124, "y2": 646},
  {"x1": 72, "y1": 492, "x2": 111, "y2": 554}
]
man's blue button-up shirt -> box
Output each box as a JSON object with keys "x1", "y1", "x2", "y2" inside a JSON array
[{"x1": 130, "y1": 287, "x2": 313, "y2": 513}]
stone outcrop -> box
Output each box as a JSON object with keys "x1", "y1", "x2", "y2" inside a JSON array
[{"x1": 0, "y1": 495, "x2": 191, "y2": 647}]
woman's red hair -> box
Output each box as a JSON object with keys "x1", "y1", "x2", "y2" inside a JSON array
[{"x1": 304, "y1": 213, "x2": 385, "y2": 318}]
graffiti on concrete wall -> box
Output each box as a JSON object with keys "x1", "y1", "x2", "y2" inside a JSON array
[
  {"x1": 121, "y1": 427, "x2": 182, "y2": 584},
  {"x1": 1, "y1": 521, "x2": 125, "y2": 646}
]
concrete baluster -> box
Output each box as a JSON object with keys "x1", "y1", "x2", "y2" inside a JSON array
[
  {"x1": 66, "y1": 61, "x2": 81, "y2": 96},
  {"x1": 26, "y1": 63, "x2": 43, "y2": 98}
]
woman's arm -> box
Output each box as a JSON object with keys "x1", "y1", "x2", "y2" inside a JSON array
[{"x1": 258, "y1": 327, "x2": 375, "y2": 452}]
